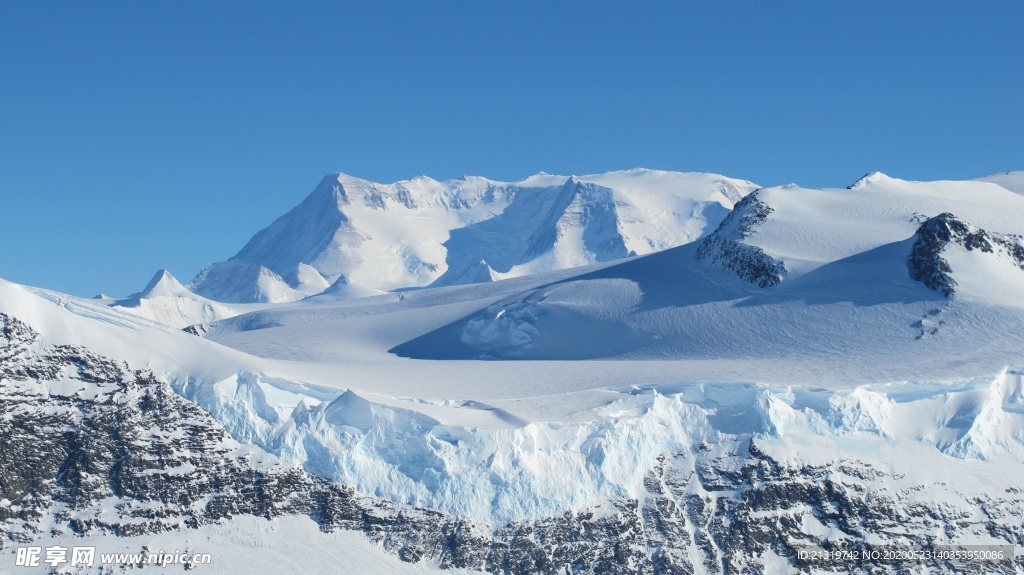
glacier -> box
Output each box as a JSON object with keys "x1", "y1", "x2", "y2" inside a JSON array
[{"x1": 168, "y1": 367, "x2": 1024, "y2": 525}]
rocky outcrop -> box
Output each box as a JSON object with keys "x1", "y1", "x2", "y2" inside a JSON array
[
  {"x1": 909, "y1": 213, "x2": 1024, "y2": 297},
  {"x1": 695, "y1": 192, "x2": 787, "y2": 288}
]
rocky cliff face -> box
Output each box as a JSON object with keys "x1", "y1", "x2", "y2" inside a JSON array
[
  {"x1": 909, "y1": 212, "x2": 1024, "y2": 297},
  {"x1": 694, "y1": 192, "x2": 787, "y2": 288},
  {"x1": 3, "y1": 311, "x2": 1022, "y2": 574}
]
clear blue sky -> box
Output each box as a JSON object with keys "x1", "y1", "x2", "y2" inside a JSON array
[{"x1": 2, "y1": 1, "x2": 1022, "y2": 297}]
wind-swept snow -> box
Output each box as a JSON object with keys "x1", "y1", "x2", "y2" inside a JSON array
[
  {"x1": 716, "y1": 172, "x2": 1024, "y2": 282},
  {"x1": 0, "y1": 277, "x2": 259, "y2": 384},
  {"x1": 6, "y1": 273, "x2": 1022, "y2": 525}
]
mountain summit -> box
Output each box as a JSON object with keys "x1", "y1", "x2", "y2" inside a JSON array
[{"x1": 189, "y1": 170, "x2": 759, "y2": 303}]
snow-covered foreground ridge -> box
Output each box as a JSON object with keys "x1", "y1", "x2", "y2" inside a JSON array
[
  {"x1": 3, "y1": 276, "x2": 1024, "y2": 527},
  {"x1": 3, "y1": 308, "x2": 1020, "y2": 574}
]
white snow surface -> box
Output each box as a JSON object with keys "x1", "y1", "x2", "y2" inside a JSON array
[
  {"x1": 187, "y1": 169, "x2": 758, "y2": 302},
  {"x1": 3, "y1": 171, "x2": 1024, "y2": 526},
  {"x1": 743, "y1": 172, "x2": 1024, "y2": 281},
  {"x1": 975, "y1": 170, "x2": 1024, "y2": 195}
]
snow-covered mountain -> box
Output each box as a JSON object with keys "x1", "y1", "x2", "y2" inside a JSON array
[
  {"x1": 393, "y1": 172, "x2": 1024, "y2": 365},
  {"x1": 695, "y1": 171, "x2": 1024, "y2": 292},
  {"x1": 3, "y1": 170, "x2": 1024, "y2": 574},
  {"x1": 188, "y1": 169, "x2": 758, "y2": 303}
]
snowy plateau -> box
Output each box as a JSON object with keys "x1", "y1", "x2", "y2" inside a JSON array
[{"x1": 2, "y1": 169, "x2": 1024, "y2": 574}]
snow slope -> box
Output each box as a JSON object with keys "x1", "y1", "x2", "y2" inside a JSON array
[
  {"x1": 188, "y1": 169, "x2": 758, "y2": 302},
  {"x1": 0, "y1": 277, "x2": 261, "y2": 384},
  {"x1": 975, "y1": 170, "x2": 1024, "y2": 195},
  {"x1": 68, "y1": 173, "x2": 1022, "y2": 524},
  {"x1": 4, "y1": 273, "x2": 1024, "y2": 527},
  {"x1": 392, "y1": 173, "x2": 1024, "y2": 368},
  {"x1": 696, "y1": 172, "x2": 1024, "y2": 283}
]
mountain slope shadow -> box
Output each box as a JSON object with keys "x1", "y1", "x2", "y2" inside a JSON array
[
  {"x1": 390, "y1": 238, "x2": 947, "y2": 360},
  {"x1": 389, "y1": 243, "x2": 757, "y2": 360},
  {"x1": 733, "y1": 238, "x2": 941, "y2": 308}
]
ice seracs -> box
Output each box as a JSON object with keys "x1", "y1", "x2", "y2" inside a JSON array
[
  {"x1": 4, "y1": 169, "x2": 1024, "y2": 570},
  {"x1": 6, "y1": 168, "x2": 1024, "y2": 570}
]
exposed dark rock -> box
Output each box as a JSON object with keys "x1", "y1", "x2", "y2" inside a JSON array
[
  {"x1": 1, "y1": 312, "x2": 1021, "y2": 574},
  {"x1": 181, "y1": 324, "x2": 208, "y2": 337},
  {"x1": 695, "y1": 192, "x2": 787, "y2": 288},
  {"x1": 909, "y1": 213, "x2": 1024, "y2": 297}
]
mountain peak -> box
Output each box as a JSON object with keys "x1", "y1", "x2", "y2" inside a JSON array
[
  {"x1": 140, "y1": 269, "x2": 184, "y2": 298},
  {"x1": 429, "y1": 257, "x2": 496, "y2": 288},
  {"x1": 189, "y1": 169, "x2": 760, "y2": 302},
  {"x1": 847, "y1": 171, "x2": 895, "y2": 189},
  {"x1": 310, "y1": 173, "x2": 355, "y2": 207},
  {"x1": 909, "y1": 212, "x2": 1024, "y2": 300}
]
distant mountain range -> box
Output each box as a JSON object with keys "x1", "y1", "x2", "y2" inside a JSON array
[{"x1": 185, "y1": 169, "x2": 759, "y2": 303}]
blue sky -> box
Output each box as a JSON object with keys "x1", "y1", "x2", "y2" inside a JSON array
[{"x1": 2, "y1": 1, "x2": 1022, "y2": 297}]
